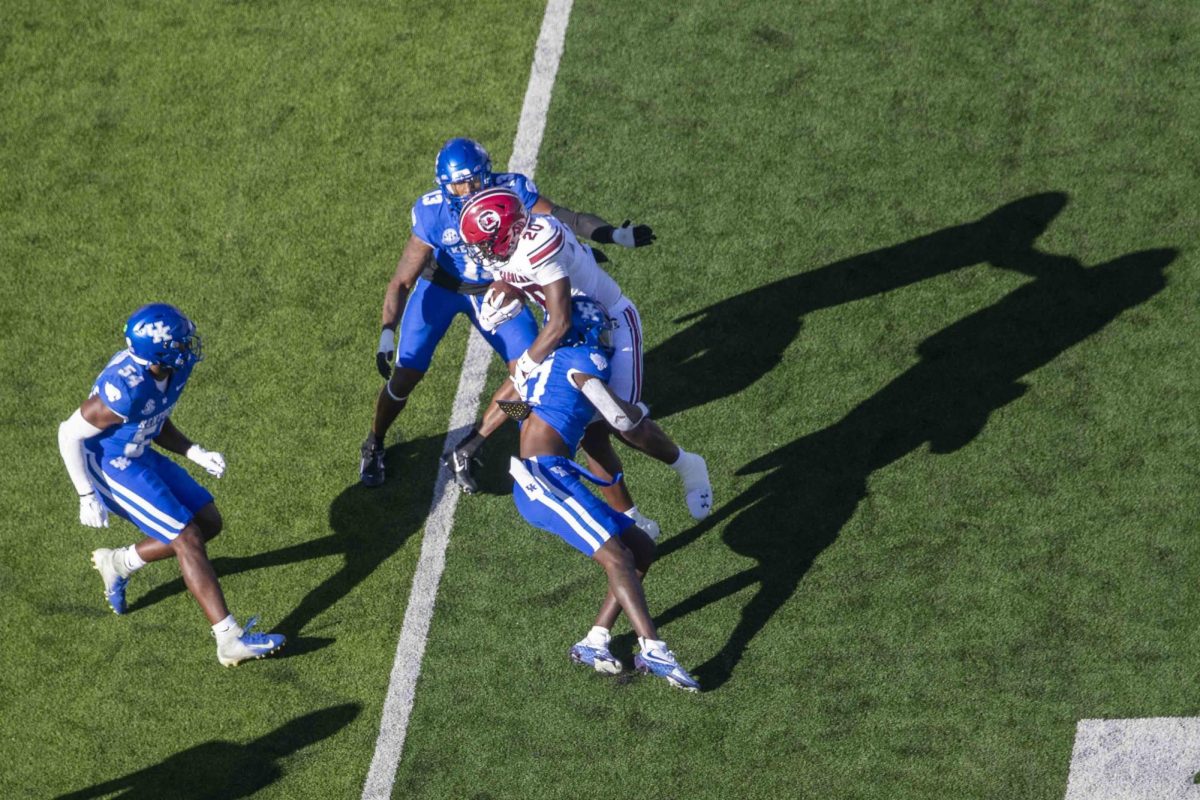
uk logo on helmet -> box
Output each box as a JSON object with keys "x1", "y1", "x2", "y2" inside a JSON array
[
  {"x1": 576, "y1": 300, "x2": 602, "y2": 320},
  {"x1": 134, "y1": 321, "x2": 173, "y2": 343}
]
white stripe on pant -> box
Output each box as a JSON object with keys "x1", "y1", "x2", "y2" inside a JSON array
[
  {"x1": 85, "y1": 454, "x2": 184, "y2": 540},
  {"x1": 527, "y1": 461, "x2": 611, "y2": 551}
]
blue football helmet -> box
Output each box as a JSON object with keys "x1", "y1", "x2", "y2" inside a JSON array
[
  {"x1": 435, "y1": 138, "x2": 493, "y2": 211},
  {"x1": 560, "y1": 296, "x2": 616, "y2": 354},
  {"x1": 124, "y1": 303, "x2": 203, "y2": 370}
]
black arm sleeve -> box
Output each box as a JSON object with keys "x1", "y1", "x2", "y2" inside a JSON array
[{"x1": 550, "y1": 203, "x2": 615, "y2": 243}]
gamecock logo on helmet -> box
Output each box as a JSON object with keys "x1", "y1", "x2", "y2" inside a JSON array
[{"x1": 477, "y1": 209, "x2": 502, "y2": 233}]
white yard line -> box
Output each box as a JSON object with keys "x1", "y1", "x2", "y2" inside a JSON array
[{"x1": 360, "y1": 3, "x2": 574, "y2": 797}]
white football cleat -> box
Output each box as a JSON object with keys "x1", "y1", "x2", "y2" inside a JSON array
[
  {"x1": 635, "y1": 639, "x2": 700, "y2": 692},
  {"x1": 215, "y1": 617, "x2": 286, "y2": 667},
  {"x1": 91, "y1": 548, "x2": 130, "y2": 615},
  {"x1": 569, "y1": 641, "x2": 623, "y2": 675},
  {"x1": 675, "y1": 452, "x2": 713, "y2": 519}
]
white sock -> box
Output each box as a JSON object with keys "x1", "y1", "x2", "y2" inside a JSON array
[
  {"x1": 670, "y1": 449, "x2": 700, "y2": 480},
  {"x1": 638, "y1": 636, "x2": 666, "y2": 654},
  {"x1": 585, "y1": 625, "x2": 610, "y2": 646},
  {"x1": 622, "y1": 506, "x2": 640, "y2": 519},
  {"x1": 121, "y1": 546, "x2": 147, "y2": 574},
  {"x1": 670, "y1": 449, "x2": 708, "y2": 487},
  {"x1": 212, "y1": 614, "x2": 239, "y2": 640}
]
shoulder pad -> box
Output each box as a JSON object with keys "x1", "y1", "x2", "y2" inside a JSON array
[
  {"x1": 526, "y1": 216, "x2": 566, "y2": 266},
  {"x1": 495, "y1": 173, "x2": 539, "y2": 207},
  {"x1": 96, "y1": 373, "x2": 136, "y2": 419},
  {"x1": 411, "y1": 193, "x2": 446, "y2": 245},
  {"x1": 561, "y1": 346, "x2": 607, "y2": 376}
]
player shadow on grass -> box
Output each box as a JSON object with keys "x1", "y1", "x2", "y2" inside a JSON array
[
  {"x1": 632, "y1": 193, "x2": 1173, "y2": 690},
  {"x1": 54, "y1": 703, "x2": 359, "y2": 800},
  {"x1": 648, "y1": 192, "x2": 1090, "y2": 418},
  {"x1": 128, "y1": 436, "x2": 444, "y2": 654}
]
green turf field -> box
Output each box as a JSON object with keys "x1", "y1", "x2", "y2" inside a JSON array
[{"x1": 2, "y1": 1, "x2": 1197, "y2": 798}]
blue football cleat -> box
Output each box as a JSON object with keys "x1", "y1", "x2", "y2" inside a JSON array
[
  {"x1": 569, "y1": 641, "x2": 623, "y2": 675},
  {"x1": 91, "y1": 548, "x2": 129, "y2": 615},
  {"x1": 634, "y1": 642, "x2": 700, "y2": 692},
  {"x1": 216, "y1": 616, "x2": 286, "y2": 667}
]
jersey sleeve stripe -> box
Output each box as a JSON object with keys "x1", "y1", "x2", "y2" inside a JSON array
[
  {"x1": 624, "y1": 306, "x2": 644, "y2": 403},
  {"x1": 529, "y1": 231, "x2": 565, "y2": 265}
]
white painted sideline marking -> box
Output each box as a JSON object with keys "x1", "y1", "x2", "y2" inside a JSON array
[
  {"x1": 1064, "y1": 718, "x2": 1200, "y2": 800},
  {"x1": 360, "y1": 2, "x2": 574, "y2": 797}
]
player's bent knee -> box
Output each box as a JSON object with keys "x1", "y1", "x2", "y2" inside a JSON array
[
  {"x1": 387, "y1": 367, "x2": 424, "y2": 401},
  {"x1": 593, "y1": 536, "x2": 634, "y2": 571},
  {"x1": 621, "y1": 526, "x2": 656, "y2": 566},
  {"x1": 193, "y1": 503, "x2": 223, "y2": 540},
  {"x1": 170, "y1": 525, "x2": 208, "y2": 558}
]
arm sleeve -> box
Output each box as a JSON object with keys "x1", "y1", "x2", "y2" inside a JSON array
[
  {"x1": 550, "y1": 204, "x2": 615, "y2": 243},
  {"x1": 58, "y1": 409, "x2": 104, "y2": 495},
  {"x1": 575, "y1": 373, "x2": 643, "y2": 432}
]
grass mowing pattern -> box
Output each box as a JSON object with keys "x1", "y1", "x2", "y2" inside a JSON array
[{"x1": 2, "y1": 1, "x2": 1198, "y2": 799}]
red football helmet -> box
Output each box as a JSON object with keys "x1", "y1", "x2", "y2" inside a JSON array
[{"x1": 458, "y1": 187, "x2": 528, "y2": 266}]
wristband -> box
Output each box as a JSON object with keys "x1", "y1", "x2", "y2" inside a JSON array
[{"x1": 517, "y1": 350, "x2": 540, "y2": 376}]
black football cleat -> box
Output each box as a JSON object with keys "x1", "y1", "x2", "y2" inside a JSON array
[
  {"x1": 360, "y1": 437, "x2": 385, "y2": 487},
  {"x1": 441, "y1": 448, "x2": 480, "y2": 494}
]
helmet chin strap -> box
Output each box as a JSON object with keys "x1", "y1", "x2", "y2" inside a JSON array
[{"x1": 125, "y1": 349, "x2": 153, "y2": 366}]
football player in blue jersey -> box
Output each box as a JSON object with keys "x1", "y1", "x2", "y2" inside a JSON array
[
  {"x1": 57, "y1": 303, "x2": 285, "y2": 667},
  {"x1": 361, "y1": 136, "x2": 656, "y2": 490},
  {"x1": 505, "y1": 297, "x2": 700, "y2": 692}
]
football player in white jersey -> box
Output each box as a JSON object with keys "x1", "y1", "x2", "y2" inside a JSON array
[
  {"x1": 57, "y1": 304, "x2": 284, "y2": 667},
  {"x1": 364, "y1": 138, "x2": 656, "y2": 493},
  {"x1": 458, "y1": 187, "x2": 713, "y2": 533}
]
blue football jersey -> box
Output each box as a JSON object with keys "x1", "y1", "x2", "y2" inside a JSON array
[
  {"x1": 521, "y1": 344, "x2": 613, "y2": 454},
  {"x1": 411, "y1": 172, "x2": 540, "y2": 284},
  {"x1": 86, "y1": 349, "x2": 196, "y2": 459}
]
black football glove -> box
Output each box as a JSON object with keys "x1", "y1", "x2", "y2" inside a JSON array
[{"x1": 595, "y1": 220, "x2": 656, "y2": 248}]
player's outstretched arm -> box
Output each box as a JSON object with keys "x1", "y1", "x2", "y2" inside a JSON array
[
  {"x1": 58, "y1": 395, "x2": 123, "y2": 527},
  {"x1": 155, "y1": 418, "x2": 225, "y2": 478},
  {"x1": 533, "y1": 197, "x2": 654, "y2": 248},
  {"x1": 377, "y1": 235, "x2": 433, "y2": 379}
]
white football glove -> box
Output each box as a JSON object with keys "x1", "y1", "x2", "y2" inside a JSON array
[
  {"x1": 79, "y1": 493, "x2": 109, "y2": 528},
  {"x1": 511, "y1": 350, "x2": 541, "y2": 397},
  {"x1": 478, "y1": 289, "x2": 524, "y2": 333},
  {"x1": 187, "y1": 444, "x2": 226, "y2": 478}
]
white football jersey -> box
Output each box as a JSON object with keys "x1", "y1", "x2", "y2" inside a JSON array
[{"x1": 496, "y1": 214, "x2": 625, "y2": 312}]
